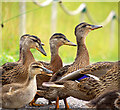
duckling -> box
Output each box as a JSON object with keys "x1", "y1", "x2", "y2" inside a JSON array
[
  {"x1": 1, "y1": 34, "x2": 46, "y2": 85},
  {"x1": 45, "y1": 22, "x2": 102, "y2": 108},
  {"x1": 42, "y1": 61, "x2": 119, "y2": 108},
  {"x1": 87, "y1": 90, "x2": 120, "y2": 110},
  {"x1": 0, "y1": 62, "x2": 53, "y2": 109},
  {"x1": 30, "y1": 33, "x2": 76, "y2": 106}
]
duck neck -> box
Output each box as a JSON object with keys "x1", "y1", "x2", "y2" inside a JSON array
[
  {"x1": 19, "y1": 45, "x2": 35, "y2": 65},
  {"x1": 26, "y1": 74, "x2": 37, "y2": 90},
  {"x1": 50, "y1": 43, "x2": 63, "y2": 73},
  {"x1": 74, "y1": 34, "x2": 89, "y2": 66}
]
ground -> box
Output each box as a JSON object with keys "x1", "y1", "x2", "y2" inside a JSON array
[
  {"x1": 1, "y1": 97, "x2": 89, "y2": 109},
  {"x1": 25, "y1": 97, "x2": 88, "y2": 109}
]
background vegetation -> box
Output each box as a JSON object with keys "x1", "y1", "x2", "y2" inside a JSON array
[{"x1": 1, "y1": 2, "x2": 118, "y2": 66}]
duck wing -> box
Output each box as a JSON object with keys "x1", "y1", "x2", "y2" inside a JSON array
[
  {"x1": 50, "y1": 64, "x2": 71, "y2": 82},
  {"x1": 0, "y1": 63, "x2": 24, "y2": 85},
  {"x1": 58, "y1": 62, "x2": 115, "y2": 81},
  {"x1": 1, "y1": 62, "x2": 18, "y2": 74}
]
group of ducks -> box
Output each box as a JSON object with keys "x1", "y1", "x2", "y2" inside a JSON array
[{"x1": 0, "y1": 22, "x2": 120, "y2": 109}]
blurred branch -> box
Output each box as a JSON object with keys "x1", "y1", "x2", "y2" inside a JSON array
[
  {"x1": 110, "y1": 17, "x2": 115, "y2": 49},
  {"x1": 19, "y1": 2, "x2": 26, "y2": 36},
  {"x1": 100, "y1": 11, "x2": 116, "y2": 26},
  {"x1": 59, "y1": 1, "x2": 86, "y2": 16},
  {"x1": 51, "y1": 1, "x2": 57, "y2": 33},
  {"x1": 32, "y1": 0, "x2": 53, "y2": 7},
  {"x1": 86, "y1": 10, "x2": 117, "y2": 26},
  {"x1": 59, "y1": 1, "x2": 118, "y2": 26}
]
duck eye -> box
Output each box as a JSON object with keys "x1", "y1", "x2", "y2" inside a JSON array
[
  {"x1": 55, "y1": 36, "x2": 63, "y2": 39},
  {"x1": 82, "y1": 25, "x2": 87, "y2": 28},
  {"x1": 55, "y1": 36, "x2": 66, "y2": 40},
  {"x1": 63, "y1": 37, "x2": 66, "y2": 40}
]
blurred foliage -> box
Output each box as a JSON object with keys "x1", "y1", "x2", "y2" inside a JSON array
[{"x1": 1, "y1": 2, "x2": 118, "y2": 66}]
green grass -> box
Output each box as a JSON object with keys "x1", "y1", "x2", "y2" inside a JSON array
[{"x1": 1, "y1": 2, "x2": 118, "y2": 66}]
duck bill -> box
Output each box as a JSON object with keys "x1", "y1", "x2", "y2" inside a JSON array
[
  {"x1": 36, "y1": 44, "x2": 47, "y2": 56},
  {"x1": 41, "y1": 67, "x2": 53, "y2": 76},
  {"x1": 65, "y1": 39, "x2": 77, "y2": 46},
  {"x1": 90, "y1": 25, "x2": 103, "y2": 30},
  {"x1": 42, "y1": 82, "x2": 64, "y2": 88}
]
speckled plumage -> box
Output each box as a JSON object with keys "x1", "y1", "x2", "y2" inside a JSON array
[
  {"x1": 43, "y1": 61, "x2": 119, "y2": 102},
  {"x1": 0, "y1": 34, "x2": 46, "y2": 85},
  {"x1": 87, "y1": 90, "x2": 120, "y2": 109}
]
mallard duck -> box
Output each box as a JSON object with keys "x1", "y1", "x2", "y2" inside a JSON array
[
  {"x1": 37, "y1": 33, "x2": 77, "y2": 87},
  {"x1": 58, "y1": 61, "x2": 115, "y2": 81},
  {"x1": 42, "y1": 61, "x2": 119, "y2": 108},
  {"x1": 39, "y1": 33, "x2": 77, "y2": 74},
  {"x1": 87, "y1": 90, "x2": 120, "y2": 110},
  {"x1": 30, "y1": 33, "x2": 76, "y2": 106},
  {"x1": 0, "y1": 62, "x2": 53, "y2": 109},
  {"x1": 50, "y1": 22, "x2": 102, "y2": 82},
  {"x1": 43, "y1": 22, "x2": 102, "y2": 108},
  {"x1": 0, "y1": 34, "x2": 46, "y2": 85}
]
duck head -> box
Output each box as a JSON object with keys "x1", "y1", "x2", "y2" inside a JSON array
[
  {"x1": 29, "y1": 62, "x2": 53, "y2": 77},
  {"x1": 75, "y1": 22, "x2": 102, "y2": 40},
  {"x1": 20, "y1": 34, "x2": 47, "y2": 56},
  {"x1": 50, "y1": 33, "x2": 77, "y2": 48}
]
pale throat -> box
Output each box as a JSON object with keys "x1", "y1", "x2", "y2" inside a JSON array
[
  {"x1": 50, "y1": 42, "x2": 61, "y2": 64},
  {"x1": 50, "y1": 41, "x2": 59, "y2": 56},
  {"x1": 75, "y1": 31, "x2": 89, "y2": 62}
]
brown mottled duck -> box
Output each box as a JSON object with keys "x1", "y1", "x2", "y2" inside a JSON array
[
  {"x1": 0, "y1": 34, "x2": 46, "y2": 85},
  {"x1": 0, "y1": 62, "x2": 53, "y2": 109},
  {"x1": 43, "y1": 61, "x2": 119, "y2": 108},
  {"x1": 87, "y1": 90, "x2": 120, "y2": 110},
  {"x1": 37, "y1": 33, "x2": 77, "y2": 87},
  {"x1": 30, "y1": 33, "x2": 76, "y2": 106},
  {"x1": 50, "y1": 22, "x2": 102, "y2": 82},
  {"x1": 39, "y1": 33, "x2": 77, "y2": 74},
  {"x1": 39, "y1": 22, "x2": 102, "y2": 108}
]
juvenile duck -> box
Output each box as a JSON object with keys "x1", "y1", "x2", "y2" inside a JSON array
[
  {"x1": 87, "y1": 90, "x2": 120, "y2": 110},
  {"x1": 43, "y1": 61, "x2": 119, "y2": 108},
  {"x1": 1, "y1": 34, "x2": 46, "y2": 85},
  {"x1": 30, "y1": 33, "x2": 76, "y2": 106},
  {"x1": 0, "y1": 62, "x2": 53, "y2": 109}
]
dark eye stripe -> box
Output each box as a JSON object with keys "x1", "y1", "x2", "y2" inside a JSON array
[
  {"x1": 30, "y1": 35, "x2": 41, "y2": 42},
  {"x1": 55, "y1": 37, "x2": 66, "y2": 40},
  {"x1": 33, "y1": 66, "x2": 40, "y2": 68},
  {"x1": 31, "y1": 39, "x2": 38, "y2": 43}
]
